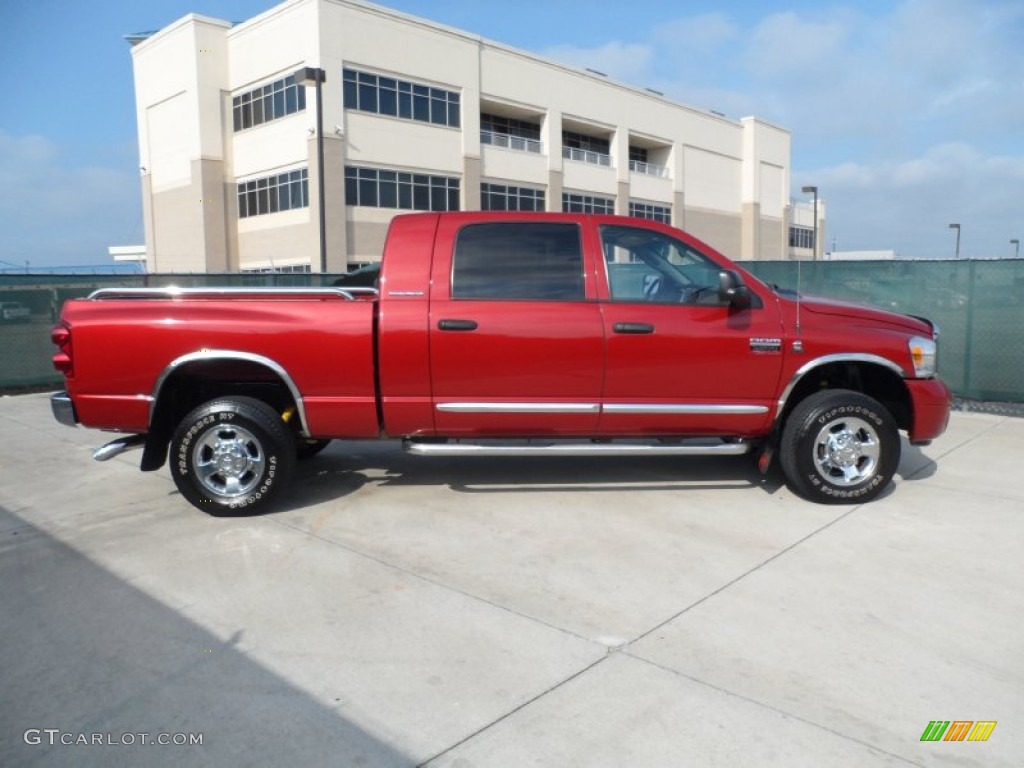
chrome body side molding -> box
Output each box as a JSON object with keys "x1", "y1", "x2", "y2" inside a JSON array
[
  {"x1": 436, "y1": 402, "x2": 767, "y2": 416},
  {"x1": 602, "y1": 404, "x2": 769, "y2": 415},
  {"x1": 437, "y1": 402, "x2": 601, "y2": 414}
]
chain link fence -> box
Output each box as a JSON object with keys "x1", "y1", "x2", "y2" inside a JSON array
[{"x1": 2, "y1": 261, "x2": 1022, "y2": 402}]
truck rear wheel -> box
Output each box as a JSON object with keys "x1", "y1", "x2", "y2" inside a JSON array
[
  {"x1": 780, "y1": 389, "x2": 900, "y2": 504},
  {"x1": 170, "y1": 397, "x2": 295, "y2": 515}
]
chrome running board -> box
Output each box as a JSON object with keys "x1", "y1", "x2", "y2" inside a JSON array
[{"x1": 403, "y1": 439, "x2": 752, "y2": 458}]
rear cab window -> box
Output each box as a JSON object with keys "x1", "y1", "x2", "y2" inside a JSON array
[{"x1": 451, "y1": 222, "x2": 585, "y2": 301}]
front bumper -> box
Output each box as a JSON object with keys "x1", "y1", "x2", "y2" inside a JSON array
[
  {"x1": 51, "y1": 391, "x2": 79, "y2": 427},
  {"x1": 907, "y1": 377, "x2": 952, "y2": 443}
]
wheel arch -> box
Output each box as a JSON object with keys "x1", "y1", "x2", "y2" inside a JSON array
[
  {"x1": 141, "y1": 350, "x2": 307, "y2": 471},
  {"x1": 775, "y1": 354, "x2": 912, "y2": 433}
]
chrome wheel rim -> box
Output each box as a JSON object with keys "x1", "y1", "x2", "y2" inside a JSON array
[
  {"x1": 812, "y1": 416, "x2": 881, "y2": 486},
  {"x1": 193, "y1": 425, "x2": 265, "y2": 498}
]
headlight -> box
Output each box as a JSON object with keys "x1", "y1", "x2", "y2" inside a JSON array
[{"x1": 908, "y1": 336, "x2": 937, "y2": 377}]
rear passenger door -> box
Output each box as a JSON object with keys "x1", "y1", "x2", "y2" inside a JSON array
[{"x1": 428, "y1": 217, "x2": 604, "y2": 436}]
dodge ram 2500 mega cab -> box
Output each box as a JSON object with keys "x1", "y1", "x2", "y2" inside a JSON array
[{"x1": 50, "y1": 212, "x2": 951, "y2": 512}]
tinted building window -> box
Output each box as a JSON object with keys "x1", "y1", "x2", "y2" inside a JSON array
[
  {"x1": 343, "y1": 68, "x2": 460, "y2": 128},
  {"x1": 452, "y1": 223, "x2": 584, "y2": 301},
  {"x1": 789, "y1": 226, "x2": 814, "y2": 248},
  {"x1": 562, "y1": 131, "x2": 610, "y2": 155},
  {"x1": 345, "y1": 166, "x2": 459, "y2": 211},
  {"x1": 563, "y1": 192, "x2": 615, "y2": 215},
  {"x1": 629, "y1": 201, "x2": 671, "y2": 224},
  {"x1": 232, "y1": 75, "x2": 306, "y2": 132},
  {"x1": 238, "y1": 169, "x2": 309, "y2": 218},
  {"x1": 481, "y1": 113, "x2": 541, "y2": 141},
  {"x1": 480, "y1": 183, "x2": 545, "y2": 212}
]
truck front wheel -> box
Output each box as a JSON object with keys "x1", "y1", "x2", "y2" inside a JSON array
[
  {"x1": 170, "y1": 397, "x2": 295, "y2": 515},
  {"x1": 780, "y1": 390, "x2": 900, "y2": 504}
]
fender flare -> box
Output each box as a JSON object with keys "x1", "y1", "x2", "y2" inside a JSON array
[
  {"x1": 149, "y1": 349, "x2": 310, "y2": 436},
  {"x1": 773, "y1": 353, "x2": 907, "y2": 428}
]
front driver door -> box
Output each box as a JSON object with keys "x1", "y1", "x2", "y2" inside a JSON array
[{"x1": 597, "y1": 222, "x2": 785, "y2": 436}]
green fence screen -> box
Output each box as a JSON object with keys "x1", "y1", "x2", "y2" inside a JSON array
[
  {"x1": 741, "y1": 260, "x2": 1024, "y2": 402},
  {"x1": 1, "y1": 261, "x2": 1022, "y2": 401}
]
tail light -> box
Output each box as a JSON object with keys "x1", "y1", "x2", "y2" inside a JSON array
[{"x1": 51, "y1": 324, "x2": 73, "y2": 377}]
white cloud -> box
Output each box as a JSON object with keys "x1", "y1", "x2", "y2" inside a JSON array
[
  {"x1": 745, "y1": 11, "x2": 852, "y2": 77},
  {"x1": 537, "y1": 1, "x2": 1024, "y2": 259},
  {"x1": 806, "y1": 143, "x2": 1024, "y2": 257},
  {"x1": 0, "y1": 131, "x2": 140, "y2": 268},
  {"x1": 651, "y1": 12, "x2": 739, "y2": 55},
  {"x1": 541, "y1": 41, "x2": 654, "y2": 84}
]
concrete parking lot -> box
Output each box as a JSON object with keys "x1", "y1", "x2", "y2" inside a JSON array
[{"x1": 1, "y1": 391, "x2": 1021, "y2": 767}]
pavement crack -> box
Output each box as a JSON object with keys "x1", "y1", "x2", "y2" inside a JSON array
[
  {"x1": 622, "y1": 653, "x2": 927, "y2": 767},
  {"x1": 415, "y1": 655, "x2": 609, "y2": 767},
  {"x1": 625, "y1": 504, "x2": 864, "y2": 648},
  {"x1": 909, "y1": 416, "x2": 1006, "y2": 477}
]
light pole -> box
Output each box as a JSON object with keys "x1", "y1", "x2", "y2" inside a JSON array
[
  {"x1": 801, "y1": 185, "x2": 818, "y2": 260},
  {"x1": 1011, "y1": 239, "x2": 1020, "y2": 259},
  {"x1": 295, "y1": 66, "x2": 328, "y2": 275},
  {"x1": 948, "y1": 223, "x2": 961, "y2": 260}
]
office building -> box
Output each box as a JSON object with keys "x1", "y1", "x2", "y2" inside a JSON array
[{"x1": 129, "y1": 0, "x2": 807, "y2": 272}]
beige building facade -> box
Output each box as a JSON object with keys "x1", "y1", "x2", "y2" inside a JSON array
[{"x1": 130, "y1": 0, "x2": 809, "y2": 273}]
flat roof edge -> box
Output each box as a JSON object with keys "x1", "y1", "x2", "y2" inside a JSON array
[{"x1": 128, "y1": 13, "x2": 233, "y2": 50}]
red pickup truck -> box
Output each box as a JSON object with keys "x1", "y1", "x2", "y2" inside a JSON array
[{"x1": 50, "y1": 212, "x2": 950, "y2": 512}]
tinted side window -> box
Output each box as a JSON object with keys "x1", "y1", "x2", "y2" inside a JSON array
[
  {"x1": 601, "y1": 224, "x2": 722, "y2": 304},
  {"x1": 452, "y1": 223, "x2": 584, "y2": 300}
]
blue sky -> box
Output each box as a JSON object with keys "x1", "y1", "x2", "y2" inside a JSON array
[{"x1": 1, "y1": 0, "x2": 1022, "y2": 267}]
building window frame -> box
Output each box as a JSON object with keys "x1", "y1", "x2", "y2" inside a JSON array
[
  {"x1": 481, "y1": 182, "x2": 546, "y2": 212},
  {"x1": 789, "y1": 226, "x2": 814, "y2": 249},
  {"x1": 562, "y1": 191, "x2": 615, "y2": 215},
  {"x1": 480, "y1": 113, "x2": 543, "y2": 154},
  {"x1": 345, "y1": 165, "x2": 460, "y2": 211},
  {"x1": 232, "y1": 75, "x2": 306, "y2": 132},
  {"x1": 629, "y1": 200, "x2": 671, "y2": 224},
  {"x1": 343, "y1": 68, "x2": 460, "y2": 128},
  {"x1": 238, "y1": 168, "x2": 309, "y2": 219},
  {"x1": 562, "y1": 130, "x2": 612, "y2": 167}
]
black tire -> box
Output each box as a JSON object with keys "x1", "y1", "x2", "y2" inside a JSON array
[
  {"x1": 296, "y1": 439, "x2": 331, "y2": 460},
  {"x1": 170, "y1": 397, "x2": 296, "y2": 515},
  {"x1": 779, "y1": 389, "x2": 900, "y2": 504}
]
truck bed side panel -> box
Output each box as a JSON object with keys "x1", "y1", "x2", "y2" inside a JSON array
[{"x1": 63, "y1": 298, "x2": 379, "y2": 438}]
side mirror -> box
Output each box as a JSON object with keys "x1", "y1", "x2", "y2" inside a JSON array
[{"x1": 718, "y1": 270, "x2": 752, "y2": 309}]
